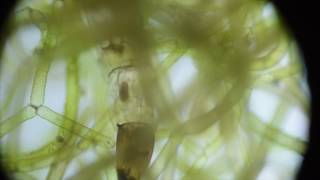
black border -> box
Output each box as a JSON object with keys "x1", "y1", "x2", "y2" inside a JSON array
[
  {"x1": 0, "y1": 0, "x2": 319, "y2": 179},
  {"x1": 0, "y1": 2, "x2": 17, "y2": 180},
  {"x1": 270, "y1": 1, "x2": 319, "y2": 179}
]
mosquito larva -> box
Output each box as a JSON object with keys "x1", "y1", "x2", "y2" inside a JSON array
[{"x1": 116, "y1": 122, "x2": 155, "y2": 180}]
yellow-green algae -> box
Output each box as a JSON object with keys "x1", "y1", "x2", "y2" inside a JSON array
[{"x1": 0, "y1": 0, "x2": 309, "y2": 179}]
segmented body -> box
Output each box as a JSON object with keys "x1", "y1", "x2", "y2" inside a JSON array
[{"x1": 116, "y1": 122, "x2": 154, "y2": 180}]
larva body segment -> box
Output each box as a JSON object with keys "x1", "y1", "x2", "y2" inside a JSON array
[{"x1": 116, "y1": 122, "x2": 155, "y2": 180}]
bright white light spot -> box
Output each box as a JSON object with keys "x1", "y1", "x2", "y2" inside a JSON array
[
  {"x1": 17, "y1": 25, "x2": 41, "y2": 55},
  {"x1": 281, "y1": 106, "x2": 309, "y2": 141},
  {"x1": 80, "y1": 148, "x2": 98, "y2": 164},
  {"x1": 264, "y1": 147, "x2": 303, "y2": 179},
  {"x1": 44, "y1": 60, "x2": 66, "y2": 114},
  {"x1": 169, "y1": 56, "x2": 197, "y2": 95},
  {"x1": 279, "y1": 53, "x2": 290, "y2": 67},
  {"x1": 257, "y1": 165, "x2": 279, "y2": 180},
  {"x1": 249, "y1": 90, "x2": 279, "y2": 122},
  {"x1": 20, "y1": 116, "x2": 58, "y2": 153},
  {"x1": 262, "y1": 3, "x2": 275, "y2": 19}
]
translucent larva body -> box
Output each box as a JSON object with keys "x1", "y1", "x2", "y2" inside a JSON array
[{"x1": 116, "y1": 122, "x2": 155, "y2": 180}]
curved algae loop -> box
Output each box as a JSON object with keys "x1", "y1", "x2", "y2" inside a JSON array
[
  {"x1": 5, "y1": 154, "x2": 54, "y2": 172},
  {"x1": 253, "y1": 80, "x2": 308, "y2": 114},
  {"x1": 254, "y1": 63, "x2": 301, "y2": 85},
  {"x1": 251, "y1": 38, "x2": 288, "y2": 70},
  {"x1": 0, "y1": 106, "x2": 36, "y2": 138},
  {"x1": 162, "y1": 81, "x2": 248, "y2": 166},
  {"x1": 3, "y1": 142, "x2": 62, "y2": 172},
  {"x1": 176, "y1": 81, "x2": 248, "y2": 136},
  {"x1": 237, "y1": 101, "x2": 289, "y2": 180},
  {"x1": 37, "y1": 106, "x2": 113, "y2": 148},
  {"x1": 248, "y1": 112, "x2": 306, "y2": 154},
  {"x1": 4, "y1": 141, "x2": 84, "y2": 172}
]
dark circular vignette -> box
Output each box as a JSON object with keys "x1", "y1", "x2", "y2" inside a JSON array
[
  {"x1": 0, "y1": 1, "x2": 17, "y2": 180},
  {"x1": 0, "y1": 1, "x2": 17, "y2": 59},
  {"x1": 0, "y1": 0, "x2": 318, "y2": 179},
  {"x1": 269, "y1": 1, "x2": 319, "y2": 179}
]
